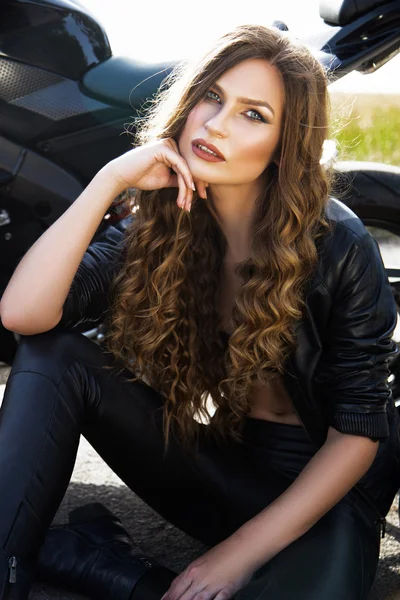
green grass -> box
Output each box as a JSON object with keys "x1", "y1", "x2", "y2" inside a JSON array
[{"x1": 330, "y1": 94, "x2": 400, "y2": 166}]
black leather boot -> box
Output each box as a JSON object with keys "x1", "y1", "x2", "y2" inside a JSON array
[
  {"x1": 0, "y1": 551, "x2": 33, "y2": 600},
  {"x1": 36, "y1": 503, "x2": 178, "y2": 600}
]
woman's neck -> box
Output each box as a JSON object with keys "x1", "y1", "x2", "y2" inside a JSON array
[{"x1": 208, "y1": 182, "x2": 262, "y2": 262}]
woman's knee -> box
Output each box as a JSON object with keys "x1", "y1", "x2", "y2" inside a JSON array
[{"x1": 11, "y1": 329, "x2": 105, "y2": 385}]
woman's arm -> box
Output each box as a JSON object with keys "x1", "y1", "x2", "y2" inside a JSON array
[
  {"x1": 0, "y1": 167, "x2": 125, "y2": 335},
  {"x1": 160, "y1": 428, "x2": 379, "y2": 600},
  {"x1": 230, "y1": 225, "x2": 395, "y2": 570},
  {"x1": 0, "y1": 139, "x2": 199, "y2": 336},
  {"x1": 229, "y1": 426, "x2": 378, "y2": 570}
]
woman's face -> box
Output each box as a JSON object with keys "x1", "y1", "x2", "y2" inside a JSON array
[{"x1": 178, "y1": 58, "x2": 284, "y2": 187}]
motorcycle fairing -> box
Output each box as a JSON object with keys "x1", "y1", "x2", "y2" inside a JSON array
[{"x1": 320, "y1": 0, "x2": 394, "y2": 26}]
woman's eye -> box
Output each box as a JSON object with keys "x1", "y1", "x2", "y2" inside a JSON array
[
  {"x1": 245, "y1": 109, "x2": 267, "y2": 123},
  {"x1": 206, "y1": 90, "x2": 220, "y2": 102},
  {"x1": 205, "y1": 91, "x2": 267, "y2": 123}
]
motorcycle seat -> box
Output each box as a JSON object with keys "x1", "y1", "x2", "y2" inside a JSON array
[
  {"x1": 319, "y1": 0, "x2": 389, "y2": 25},
  {"x1": 82, "y1": 56, "x2": 175, "y2": 109}
]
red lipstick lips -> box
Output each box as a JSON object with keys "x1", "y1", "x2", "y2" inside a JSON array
[{"x1": 191, "y1": 138, "x2": 225, "y2": 163}]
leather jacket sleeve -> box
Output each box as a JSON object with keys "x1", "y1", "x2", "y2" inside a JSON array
[
  {"x1": 315, "y1": 227, "x2": 398, "y2": 440},
  {"x1": 57, "y1": 225, "x2": 126, "y2": 329}
]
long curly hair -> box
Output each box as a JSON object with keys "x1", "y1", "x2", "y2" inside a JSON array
[{"x1": 103, "y1": 24, "x2": 332, "y2": 455}]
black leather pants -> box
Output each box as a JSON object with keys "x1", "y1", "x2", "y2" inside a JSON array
[{"x1": 0, "y1": 330, "x2": 386, "y2": 599}]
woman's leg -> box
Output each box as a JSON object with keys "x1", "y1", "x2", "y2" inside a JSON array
[
  {"x1": 0, "y1": 328, "x2": 243, "y2": 594},
  {"x1": 235, "y1": 497, "x2": 380, "y2": 600},
  {"x1": 0, "y1": 329, "x2": 383, "y2": 599},
  {"x1": 227, "y1": 420, "x2": 382, "y2": 600}
]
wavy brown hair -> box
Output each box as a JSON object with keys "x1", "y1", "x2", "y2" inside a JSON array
[{"x1": 103, "y1": 24, "x2": 332, "y2": 455}]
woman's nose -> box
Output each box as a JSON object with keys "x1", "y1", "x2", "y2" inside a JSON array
[{"x1": 204, "y1": 114, "x2": 228, "y2": 139}]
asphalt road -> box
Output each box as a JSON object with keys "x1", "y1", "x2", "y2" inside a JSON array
[{"x1": 1, "y1": 365, "x2": 400, "y2": 600}]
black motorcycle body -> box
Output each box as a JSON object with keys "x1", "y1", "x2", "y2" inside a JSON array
[{"x1": 1, "y1": 0, "x2": 400, "y2": 370}]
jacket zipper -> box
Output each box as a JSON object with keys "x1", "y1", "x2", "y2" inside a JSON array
[
  {"x1": 352, "y1": 485, "x2": 387, "y2": 539},
  {"x1": 8, "y1": 556, "x2": 18, "y2": 583}
]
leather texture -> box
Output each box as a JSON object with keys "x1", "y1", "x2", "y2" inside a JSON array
[
  {"x1": 59, "y1": 224, "x2": 126, "y2": 330},
  {"x1": 82, "y1": 56, "x2": 173, "y2": 109},
  {"x1": 0, "y1": 329, "x2": 389, "y2": 598},
  {"x1": 58, "y1": 197, "x2": 399, "y2": 449},
  {"x1": 36, "y1": 503, "x2": 177, "y2": 600}
]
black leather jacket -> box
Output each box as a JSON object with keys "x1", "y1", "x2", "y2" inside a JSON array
[{"x1": 59, "y1": 197, "x2": 398, "y2": 450}]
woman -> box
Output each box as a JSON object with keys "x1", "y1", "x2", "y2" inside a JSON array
[{"x1": 0, "y1": 24, "x2": 399, "y2": 600}]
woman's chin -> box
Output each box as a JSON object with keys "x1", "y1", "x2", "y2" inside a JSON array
[{"x1": 191, "y1": 170, "x2": 224, "y2": 189}]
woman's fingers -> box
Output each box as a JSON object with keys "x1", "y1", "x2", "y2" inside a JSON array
[
  {"x1": 175, "y1": 170, "x2": 192, "y2": 211},
  {"x1": 175, "y1": 170, "x2": 185, "y2": 209},
  {"x1": 194, "y1": 180, "x2": 208, "y2": 200},
  {"x1": 164, "y1": 142, "x2": 195, "y2": 193},
  {"x1": 163, "y1": 140, "x2": 211, "y2": 210},
  {"x1": 167, "y1": 165, "x2": 193, "y2": 212}
]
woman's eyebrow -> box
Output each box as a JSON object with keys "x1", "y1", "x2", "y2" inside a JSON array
[{"x1": 212, "y1": 82, "x2": 275, "y2": 117}]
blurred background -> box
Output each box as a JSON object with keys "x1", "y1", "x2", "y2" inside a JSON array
[
  {"x1": 79, "y1": 0, "x2": 400, "y2": 172},
  {"x1": 78, "y1": 0, "x2": 400, "y2": 327}
]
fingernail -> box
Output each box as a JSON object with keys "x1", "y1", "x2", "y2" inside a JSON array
[{"x1": 192, "y1": 183, "x2": 196, "y2": 192}]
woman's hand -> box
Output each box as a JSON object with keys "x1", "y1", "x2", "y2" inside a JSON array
[
  {"x1": 105, "y1": 138, "x2": 208, "y2": 212},
  {"x1": 161, "y1": 536, "x2": 256, "y2": 600}
]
